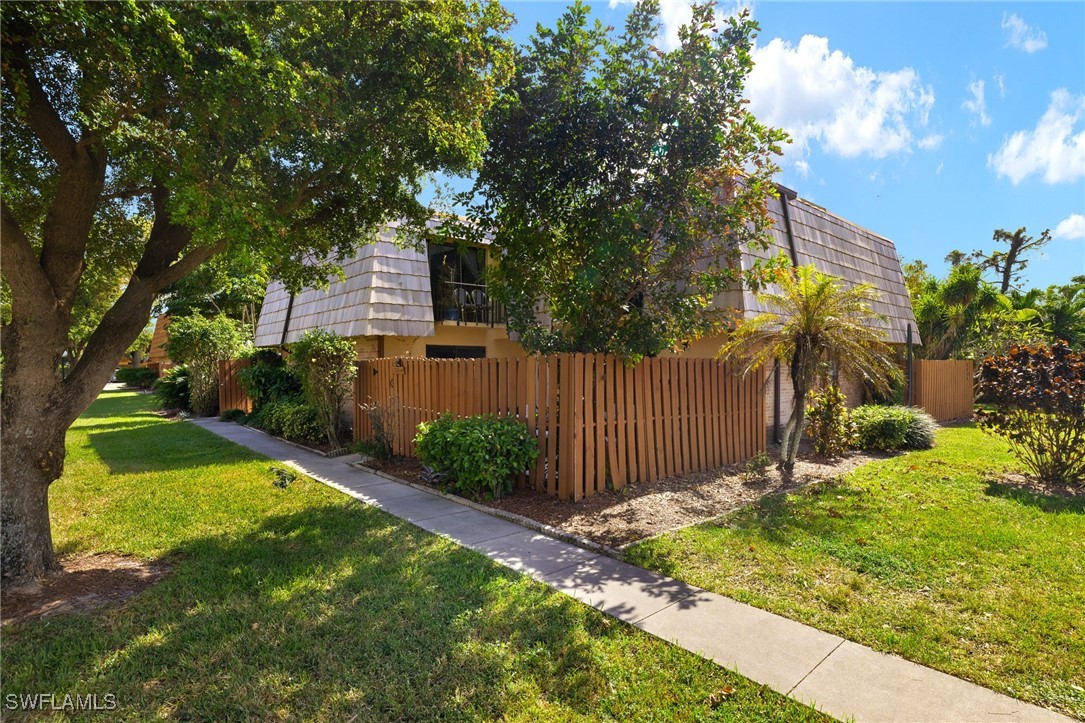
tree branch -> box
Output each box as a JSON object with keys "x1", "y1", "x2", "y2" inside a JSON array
[
  {"x1": 2, "y1": 44, "x2": 79, "y2": 168},
  {"x1": 0, "y1": 198, "x2": 57, "y2": 311}
]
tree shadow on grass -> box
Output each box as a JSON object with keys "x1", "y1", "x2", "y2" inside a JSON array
[
  {"x1": 86, "y1": 421, "x2": 265, "y2": 474},
  {"x1": 984, "y1": 481, "x2": 1085, "y2": 514},
  {"x1": 2, "y1": 504, "x2": 615, "y2": 720}
]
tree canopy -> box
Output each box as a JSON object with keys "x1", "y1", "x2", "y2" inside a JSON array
[
  {"x1": 455, "y1": 0, "x2": 785, "y2": 362},
  {"x1": 0, "y1": 0, "x2": 514, "y2": 582}
]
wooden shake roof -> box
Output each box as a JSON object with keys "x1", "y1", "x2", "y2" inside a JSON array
[
  {"x1": 254, "y1": 228, "x2": 435, "y2": 346},
  {"x1": 738, "y1": 188, "x2": 920, "y2": 346},
  {"x1": 254, "y1": 192, "x2": 919, "y2": 347}
]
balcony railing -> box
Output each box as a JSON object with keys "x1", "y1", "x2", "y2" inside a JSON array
[{"x1": 433, "y1": 281, "x2": 507, "y2": 326}]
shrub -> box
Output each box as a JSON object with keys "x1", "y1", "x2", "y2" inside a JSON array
[
  {"x1": 219, "y1": 408, "x2": 247, "y2": 423},
  {"x1": 152, "y1": 365, "x2": 190, "y2": 410},
  {"x1": 805, "y1": 385, "x2": 857, "y2": 458},
  {"x1": 116, "y1": 367, "x2": 157, "y2": 388},
  {"x1": 414, "y1": 413, "x2": 538, "y2": 499},
  {"x1": 358, "y1": 397, "x2": 399, "y2": 460},
  {"x1": 852, "y1": 405, "x2": 936, "y2": 452},
  {"x1": 166, "y1": 313, "x2": 248, "y2": 416},
  {"x1": 251, "y1": 397, "x2": 323, "y2": 444},
  {"x1": 238, "y1": 348, "x2": 302, "y2": 409},
  {"x1": 352, "y1": 437, "x2": 388, "y2": 460},
  {"x1": 976, "y1": 342, "x2": 1085, "y2": 484},
  {"x1": 289, "y1": 330, "x2": 356, "y2": 448}
]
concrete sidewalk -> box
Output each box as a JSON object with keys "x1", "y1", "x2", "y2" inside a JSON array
[{"x1": 192, "y1": 418, "x2": 1070, "y2": 723}]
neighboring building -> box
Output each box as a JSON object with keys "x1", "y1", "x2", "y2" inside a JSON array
[
  {"x1": 145, "y1": 314, "x2": 174, "y2": 374},
  {"x1": 254, "y1": 187, "x2": 920, "y2": 439}
]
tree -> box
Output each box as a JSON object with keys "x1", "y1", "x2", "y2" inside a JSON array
[
  {"x1": 165, "y1": 314, "x2": 247, "y2": 417},
  {"x1": 974, "y1": 227, "x2": 1051, "y2": 294},
  {"x1": 125, "y1": 324, "x2": 154, "y2": 368},
  {"x1": 154, "y1": 252, "x2": 271, "y2": 340},
  {"x1": 944, "y1": 250, "x2": 969, "y2": 268},
  {"x1": 1010, "y1": 278, "x2": 1085, "y2": 351},
  {"x1": 1, "y1": 1, "x2": 513, "y2": 582},
  {"x1": 911, "y1": 262, "x2": 1012, "y2": 359},
  {"x1": 719, "y1": 265, "x2": 901, "y2": 471},
  {"x1": 457, "y1": 0, "x2": 785, "y2": 361},
  {"x1": 289, "y1": 330, "x2": 356, "y2": 449}
]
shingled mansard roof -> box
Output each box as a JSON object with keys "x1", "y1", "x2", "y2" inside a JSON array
[
  {"x1": 735, "y1": 186, "x2": 920, "y2": 346},
  {"x1": 255, "y1": 192, "x2": 919, "y2": 347},
  {"x1": 254, "y1": 226, "x2": 435, "y2": 346}
]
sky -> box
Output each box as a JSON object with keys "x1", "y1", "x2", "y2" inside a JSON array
[{"x1": 434, "y1": 1, "x2": 1085, "y2": 290}]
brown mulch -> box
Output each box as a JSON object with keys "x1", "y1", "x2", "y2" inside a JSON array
[
  {"x1": 1, "y1": 553, "x2": 170, "y2": 626},
  {"x1": 363, "y1": 449, "x2": 887, "y2": 549}
]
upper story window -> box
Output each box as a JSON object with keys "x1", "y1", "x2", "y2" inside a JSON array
[{"x1": 428, "y1": 243, "x2": 505, "y2": 325}]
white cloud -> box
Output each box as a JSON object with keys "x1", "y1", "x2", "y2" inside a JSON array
[
  {"x1": 608, "y1": 0, "x2": 748, "y2": 52},
  {"x1": 1002, "y1": 13, "x2": 1047, "y2": 53},
  {"x1": 988, "y1": 89, "x2": 1085, "y2": 184},
  {"x1": 994, "y1": 73, "x2": 1006, "y2": 98},
  {"x1": 746, "y1": 35, "x2": 935, "y2": 169},
  {"x1": 1053, "y1": 213, "x2": 1085, "y2": 240},
  {"x1": 918, "y1": 134, "x2": 944, "y2": 150},
  {"x1": 935, "y1": 161, "x2": 944, "y2": 175},
  {"x1": 962, "y1": 80, "x2": 991, "y2": 127}
]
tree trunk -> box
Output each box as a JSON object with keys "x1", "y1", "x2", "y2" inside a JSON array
[
  {"x1": 1, "y1": 317, "x2": 70, "y2": 581},
  {"x1": 779, "y1": 347, "x2": 810, "y2": 471},
  {"x1": 1, "y1": 430, "x2": 64, "y2": 581},
  {"x1": 1, "y1": 277, "x2": 160, "y2": 583},
  {"x1": 779, "y1": 383, "x2": 807, "y2": 471}
]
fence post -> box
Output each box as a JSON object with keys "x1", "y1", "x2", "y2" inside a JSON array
[{"x1": 906, "y1": 323, "x2": 914, "y2": 406}]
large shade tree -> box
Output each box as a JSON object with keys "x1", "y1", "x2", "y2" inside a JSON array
[
  {"x1": 457, "y1": 0, "x2": 785, "y2": 361},
  {"x1": 0, "y1": 1, "x2": 512, "y2": 582}
]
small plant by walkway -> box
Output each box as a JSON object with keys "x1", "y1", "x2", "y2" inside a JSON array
[
  {"x1": 2, "y1": 391, "x2": 828, "y2": 721},
  {"x1": 625, "y1": 425, "x2": 1085, "y2": 720}
]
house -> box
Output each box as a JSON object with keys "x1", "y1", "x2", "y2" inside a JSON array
[
  {"x1": 254, "y1": 186, "x2": 919, "y2": 440},
  {"x1": 145, "y1": 314, "x2": 174, "y2": 375}
]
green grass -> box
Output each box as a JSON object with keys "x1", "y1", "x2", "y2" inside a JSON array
[
  {"x1": 625, "y1": 425, "x2": 1085, "y2": 720},
  {"x1": 2, "y1": 391, "x2": 829, "y2": 721}
]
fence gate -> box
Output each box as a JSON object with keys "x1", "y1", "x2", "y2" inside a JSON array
[
  {"x1": 218, "y1": 359, "x2": 253, "y2": 413},
  {"x1": 911, "y1": 359, "x2": 973, "y2": 421}
]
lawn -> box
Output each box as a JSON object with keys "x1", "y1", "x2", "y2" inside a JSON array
[
  {"x1": 2, "y1": 390, "x2": 828, "y2": 721},
  {"x1": 625, "y1": 425, "x2": 1085, "y2": 720}
]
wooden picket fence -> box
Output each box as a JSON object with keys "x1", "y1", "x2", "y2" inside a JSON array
[
  {"x1": 911, "y1": 359, "x2": 973, "y2": 421},
  {"x1": 353, "y1": 354, "x2": 766, "y2": 501},
  {"x1": 218, "y1": 358, "x2": 253, "y2": 413}
]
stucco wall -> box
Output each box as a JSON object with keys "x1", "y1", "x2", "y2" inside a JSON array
[{"x1": 360, "y1": 324, "x2": 526, "y2": 360}]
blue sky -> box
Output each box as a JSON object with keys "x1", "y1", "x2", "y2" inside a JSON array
[{"x1": 436, "y1": 1, "x2": 1085, "y2": 290}]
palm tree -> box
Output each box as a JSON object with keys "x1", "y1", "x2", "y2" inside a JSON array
[
  {"x1": 719, "y1": 265, "x2": 901, "y2": 471},
  {"x1": 912, "y1": 262, "x2": 1008, "y2": 359}
]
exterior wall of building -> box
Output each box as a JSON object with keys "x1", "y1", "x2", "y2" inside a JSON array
[{"x1": 357, "y1": 323, "x2": 527, "y2": 361}]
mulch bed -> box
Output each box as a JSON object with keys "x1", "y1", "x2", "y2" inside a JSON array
[
  {"x1": 1, "y1": 553, "x2": 170, "y2": 626},
  {"x1": 364, "y1": 449, "x2": 889, "y2": 548}
]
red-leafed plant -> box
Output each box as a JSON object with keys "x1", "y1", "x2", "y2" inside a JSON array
[{"x1": 976, "y1": 342, "x2": 1085, "y2": 485}]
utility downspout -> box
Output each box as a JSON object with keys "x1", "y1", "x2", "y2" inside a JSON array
[
  {"x1": 775, "y1": 184, "x2": 800, "y2": 442},
  {"x1": 280, "y1": 291, "x2": 296, "y2": 347},
  {"x1": 907, "y1": 324, "x2": 914, "y2": 406}
]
